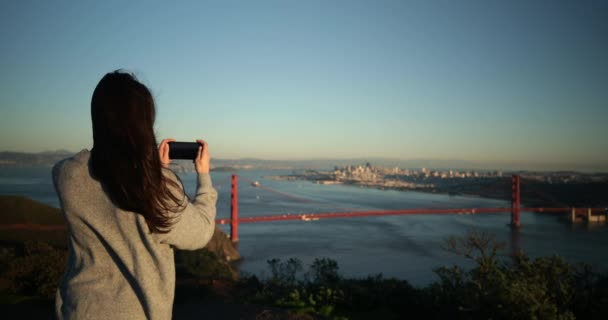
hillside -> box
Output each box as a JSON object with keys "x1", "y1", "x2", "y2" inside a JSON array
[
  {"x1": 0, "y1": 195, "x2": 64, "y2": 225},
  {"x1": 0, "y1": 196, "x2": 240, "y2": 262},
  {"x1": 0, "y1": 195, "x2": 66, "y2": 246}
]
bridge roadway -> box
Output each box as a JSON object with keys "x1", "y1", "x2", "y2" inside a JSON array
[
  {"x1": 215, "y1": 207, "x2": 607, "y2": 224},
  {"x1": 1, "y1": 207, "x2": 604, "y2": 231}
]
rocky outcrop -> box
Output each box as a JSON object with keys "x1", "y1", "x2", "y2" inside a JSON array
[{"x1": 204, "y1": 227, "x2": 241, "y2": 262}]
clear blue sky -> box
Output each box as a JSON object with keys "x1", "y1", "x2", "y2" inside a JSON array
[{"x1": 1, "y1": 0, "x2": 607, "y2": 170}]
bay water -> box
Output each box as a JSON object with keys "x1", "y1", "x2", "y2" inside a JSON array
[{"x1": 1, "y1": 167, "x2": 607, "y2": 286}]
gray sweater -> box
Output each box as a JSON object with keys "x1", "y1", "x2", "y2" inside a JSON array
[{"x1": 52, "y1": 149, "x2": 217, "y2": 319}]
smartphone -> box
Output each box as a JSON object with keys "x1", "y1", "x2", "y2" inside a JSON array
[{"x1": 168, "y1": 142, "x2": 201, "y2": 160}]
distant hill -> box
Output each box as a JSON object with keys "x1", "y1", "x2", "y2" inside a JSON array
[
  {"x1": 0, "y1": 151, "x2": 74, "y2": 168},
  {"x1": 2, "y1": 151, "x2": 606, "y2": 172},
  {"x1": 0, "y1": 151, "x2": 481, "y2": 170}
]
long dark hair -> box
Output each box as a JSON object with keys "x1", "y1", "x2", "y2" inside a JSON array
[{"x1": 90, "y1": 70, "x2": 185, "y2": 233}]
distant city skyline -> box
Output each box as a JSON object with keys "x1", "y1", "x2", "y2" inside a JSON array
[{"x1": 1, "y1": 1, "x2": 607, "y2": 171}]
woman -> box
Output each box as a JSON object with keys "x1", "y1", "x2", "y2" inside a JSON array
[{"x1": 52, "y1": 70, "x2": 217, "y2": 319}]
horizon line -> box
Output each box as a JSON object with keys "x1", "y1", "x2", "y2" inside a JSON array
[{"x1": 1, "y1": 149, "x2": 607, "y2": 172}]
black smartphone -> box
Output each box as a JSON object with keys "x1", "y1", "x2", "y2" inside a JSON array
[{"x1": 168, "y1": 142, "x2": 201, "y2": 160}]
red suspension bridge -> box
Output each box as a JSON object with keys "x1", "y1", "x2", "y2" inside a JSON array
[{"x1": 216, "y1": 174, "x2": 607, "y2": 242}]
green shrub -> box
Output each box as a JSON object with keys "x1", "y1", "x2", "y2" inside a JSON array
[
  {"x1": 308, "y1": 258, "x2": 340, "y2": 286},
  {"x1": 423, "y1": 230, "x2": 603, "y2": 319},
  {"x1": 0, "y1": 241, "x2": 66, "y2": 299},
  {"x1": 240, "y1": 231, "x2": 608, "y2": 320},
  {"x1": 176, "y1": 248, "x2": 236, "y2": 280},
  {"x1": 268, "y1": 258, "x2": 304, "y2": 288}
]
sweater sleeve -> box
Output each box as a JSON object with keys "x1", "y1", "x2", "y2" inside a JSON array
[{"x1": 159, "y1": 169, "x2": 218, "y2": 250}]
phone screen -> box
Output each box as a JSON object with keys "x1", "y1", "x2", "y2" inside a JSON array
[{"x1": 168, "y1": 142, "x2": 200, "y2": 160}]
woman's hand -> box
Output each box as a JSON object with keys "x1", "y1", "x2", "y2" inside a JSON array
[
  {"x1": 195, "y1": 139, "x2": 210, "y2": 174},
  {"x1": 159, "y1": 138, "x2": 176, "y2": 168}
]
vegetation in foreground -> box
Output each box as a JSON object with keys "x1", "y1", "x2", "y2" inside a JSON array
[
  {"x1": 2, "y1": 231, "x2": 608, "y2": 319},
  {"x1": 231, "y1": 231, "x2": 608, "y2": 319}
]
